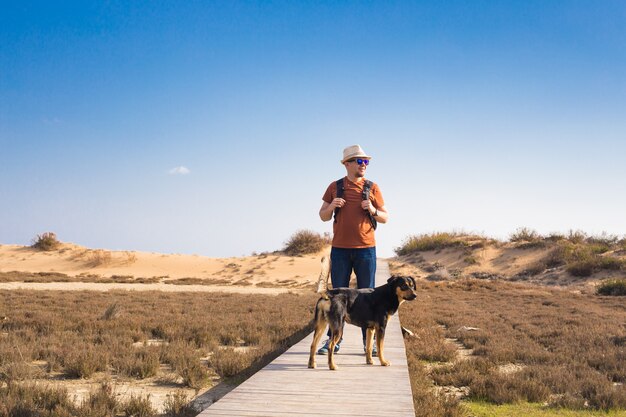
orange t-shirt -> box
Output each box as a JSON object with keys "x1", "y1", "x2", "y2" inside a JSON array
[{"x1": 322, "y1": 177, "x2": 385, "y2": 248}]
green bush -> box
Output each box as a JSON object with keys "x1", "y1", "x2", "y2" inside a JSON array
[
  {"x1": 395, "y1": 232, "x2": 469, "y2": 255},
  {"x1": 597, "y1": 279, "x2": 626, "y2": 296},
  {"x1": 566, "y1": 230, "x2": 587, "y2": 244},
  {"x1": 566, "y1": 260, "x2": 596, "y2": 277},
  {"x1": 509, "y1": 227, "x2": 542, "y2": 243}
]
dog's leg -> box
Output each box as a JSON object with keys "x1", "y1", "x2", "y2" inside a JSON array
[
  {"x1": 365, "y1": 327, "x2": 375, "y2": 365},
  {"x1": 376, "y1": 326, "x2": 391, "y2": 366},
  {"x1": 308, "y1": 301, "x2": 329, "y2": 369},
  {"x1": 308, "y1": 321, "x2": 327, "y2": 369},
  {"x1": 327, "y1": 326, "x2": 343, "y2": 371}
]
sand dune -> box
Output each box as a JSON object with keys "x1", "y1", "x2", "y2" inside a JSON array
[{"x1": 0, "y1": 243, "x2": 330, "y2": 294}]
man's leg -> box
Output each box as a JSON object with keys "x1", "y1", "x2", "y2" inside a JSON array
[
  {"x1": 353, "y1": 247, "x2": 377, "y2": 340},
  {"x1": 330, "y1": 247, "x2": 352, "y2": 289},
  {"x1": 323, "y1": 247, "x2": 353, "y2": 340},
  {"x1": 353, "y1": 246, "x2": 376, "y2": 289}
]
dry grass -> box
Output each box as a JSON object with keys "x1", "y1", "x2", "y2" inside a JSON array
[
  {"x1": 282, "y1": 230, "x2": 330, "y2": 256},
  {"x1": 86, "y1": 249, "x2": 113, "y2": 267},
  {"x1": 0, "y1": 289, "x2": 318, "y2": 415},
  {"x1": 30, "y1": 232, "x2": 61, "y2": 251},
  {"x1": 0, "y1": 271, "x2": 162, "y2": 284},
  {"x1": 395, "y1": 230, "x2": 626, "y2": 282},
  {"x1": 397, "y1": 277, "x2": 626, "y2": 413},
  {"x1": 395, "y1": 232, "x2": 491, "y2": 255}
]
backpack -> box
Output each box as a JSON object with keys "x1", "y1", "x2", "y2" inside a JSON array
[{"x1": 333, "y1": 178, "x2": 377, "y2": 230}]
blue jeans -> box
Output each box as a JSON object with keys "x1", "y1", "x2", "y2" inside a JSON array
[{"x1": 328, "y1": 246, "x2": 377, "y2": 340}]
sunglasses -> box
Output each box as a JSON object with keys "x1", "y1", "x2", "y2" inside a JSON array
[{"x1": 347, "y1": 158, "x2": 370, "y2": 166}]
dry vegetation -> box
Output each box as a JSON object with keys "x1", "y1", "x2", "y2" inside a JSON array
[
  {"x1": 0, "y1": 271, "x2": 162, "y2": 284},
  {"x1": 282, "y1": 230, "x2": 330, "y2": 256},
  {"x1": 0, "y1": 290, "x2": 318, "y2": 416},
  {"x1": 31, "y1": 232, "x2": 62, "y2": 251},
  {"x1": 4, "y1": 229, "x2": 626, "y2": 417},
  {"x1": 394, "y1": 230, "x2": 626, "y2": 289},
  {"x1": 396, "y1": 232, "x2": 495, "y2": 255},
  {"x1": 391, "y1": 230, "x2": 626, "y2": 416},
  {"x1": 397, "y1": 278, "x2": 626, "y2": 415}
]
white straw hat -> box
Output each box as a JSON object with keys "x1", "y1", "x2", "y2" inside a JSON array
[{"x1": 341, "y1": 145, "x2": 372, "y2": 164}]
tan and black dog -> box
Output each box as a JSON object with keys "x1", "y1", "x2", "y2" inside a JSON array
[{"x1": 308, "y1": 259, "x2": 417, "y2": 370}]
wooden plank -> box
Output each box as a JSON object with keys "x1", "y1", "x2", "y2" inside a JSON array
[{"x1": 198, "y1": 261, "x2": 415, "y2": 417}]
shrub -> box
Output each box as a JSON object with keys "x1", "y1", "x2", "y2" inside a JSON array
[
  {"x1": 395, "y1": 232, "x2": 468, "y2": 255},
  {"x1": 31, "y1": 232, "x2": 61, "y2": 251},
  {"x1": 163, "y1": 391, "x2": 198, "y2": 417},
  {"x1": 64, "y1": 348, "x2": 107, "y2": 378},
  {"x1": 211, "y1": 347, "x2": 253, "y2": 378},
  {"x1": 115, "y1": 349, "x2": 160, "y2": 379},
  {"x1": 509, "y1": 228, "x2": 546, "y2": 248},
  {"x1": 587, "y1": 233, "x2": 619, "y2": 247},
  {"x1": 566, "y1": 260, "x2": 596, "y2": 277},
  {"x1": 0, "y1": 361, "x2": 43, "y2": 383},
  {"x1": 597, "y1": 279, "x2": 626, "y2": 296},
  {"x1": 0, "y1": 383, "x2": 77, "y2": 415},
  {"x1": 164, "y1": 343, "x2": 211, "y2": 390},
  {"x1": 566, "y1": 229, "x2": 587, "y2": 244},
  {"x1": 122, "y1": 395, "x2": 157, "y2": 417},
  {"x1": 509, "y1": 227, "x2": 542, "y2": 243},
  {"x1": 543, "y1": 245, "x2": 567, "y2": 268},
  {"x1": 80, "y1": 383, "x2": 119, "y2": 416},
  {"x1": 545, "y1": 232, "x2": 566, "y2": 242},
  {"x1": 283, "y1": 230, "x2": 330, "y2": 256},
  {"x1": 598, "y1": 257, "x2": 624, "y2": 271},
  {"x1": 179, "y1": 361, "x2": 210, "y2": 390},
  {"x1": 87, "y1": 249, "x2": 113, "y2": 267}
]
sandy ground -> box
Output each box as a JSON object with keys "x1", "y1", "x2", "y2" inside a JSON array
[
  {"x1": 4, "y1": 238, "x2": 619, "y2": 412},
  {"x1": 0, "y1": 241, "x2": 333, "y2": 412},
  {"x1": 0, "y1": 243, "x2": 330, "y2": 294}
]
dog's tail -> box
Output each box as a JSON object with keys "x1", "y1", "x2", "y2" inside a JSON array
[{"x1": 316, "y1": 255, "x2": 330, "y2": 299}]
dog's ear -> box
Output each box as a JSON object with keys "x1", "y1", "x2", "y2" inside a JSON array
[
  {"x1": 407, "y1": 276, "x2": 417, "y2": 288},
  {"x1": 387, "y1": 275, "x2": 401, "y2": 284}
]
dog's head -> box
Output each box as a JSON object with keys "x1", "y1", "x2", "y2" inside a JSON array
[{"x1": 387, "y1": 275, "x2": 417, "y2": 303}]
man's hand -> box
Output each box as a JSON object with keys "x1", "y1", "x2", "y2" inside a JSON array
[
  {"x1": 319, "y1": 198, "x2": 345, "y2": 222},
  {"x1": 361, "y1": 199, "x2": 375, "y2": 215},
  {"x1": 331, "y1": 198, "x2": 346, "y2": 209}
]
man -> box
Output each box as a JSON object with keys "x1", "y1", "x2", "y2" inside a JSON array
[{"x1": 317, "y1": 144, "x2": 388, "y2": 355}]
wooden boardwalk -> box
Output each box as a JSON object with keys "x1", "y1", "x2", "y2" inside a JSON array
[{"x1": 198, "y1": 261, "x2": 416, "y2": 417}]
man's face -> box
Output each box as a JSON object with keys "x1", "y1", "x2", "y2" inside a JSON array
[{"x1": 344, "y1": 158, "x2": 370, "y2": 178}]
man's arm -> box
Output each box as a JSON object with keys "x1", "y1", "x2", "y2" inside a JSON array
[
  {"x1": 361, "y1": 200, "x2": 389, "y2": 224},
  {"x1": 319, "y1": 198, "x2": 345, "y2": 222},
  {"x1": 373, "y1": 205, "x2": 389, "y2": 224}
]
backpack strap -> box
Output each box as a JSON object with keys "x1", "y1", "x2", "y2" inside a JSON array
[
  {"x1": 362, "y1": 180, "x2": 377, "y2": 231},
  {"x1": 333, "y1": 178, "x2": 344, "y2": 224}
]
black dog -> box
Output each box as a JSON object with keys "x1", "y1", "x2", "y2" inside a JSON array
[{"x1": 308, "y1": 275, "x2": 417, "y2": 370}]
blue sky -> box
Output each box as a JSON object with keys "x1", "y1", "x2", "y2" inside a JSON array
[{"x1": 2, "y1": 1, "x2": 626, "y2": 258}]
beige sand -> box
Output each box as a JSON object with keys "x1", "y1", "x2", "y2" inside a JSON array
[{"x1": 0, "y1": 243, "x2": 330, "y2": 294}]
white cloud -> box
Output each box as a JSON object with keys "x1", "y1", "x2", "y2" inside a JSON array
[{"x1": 168, "y1": 166, "x2": 190, "y2": 175}]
